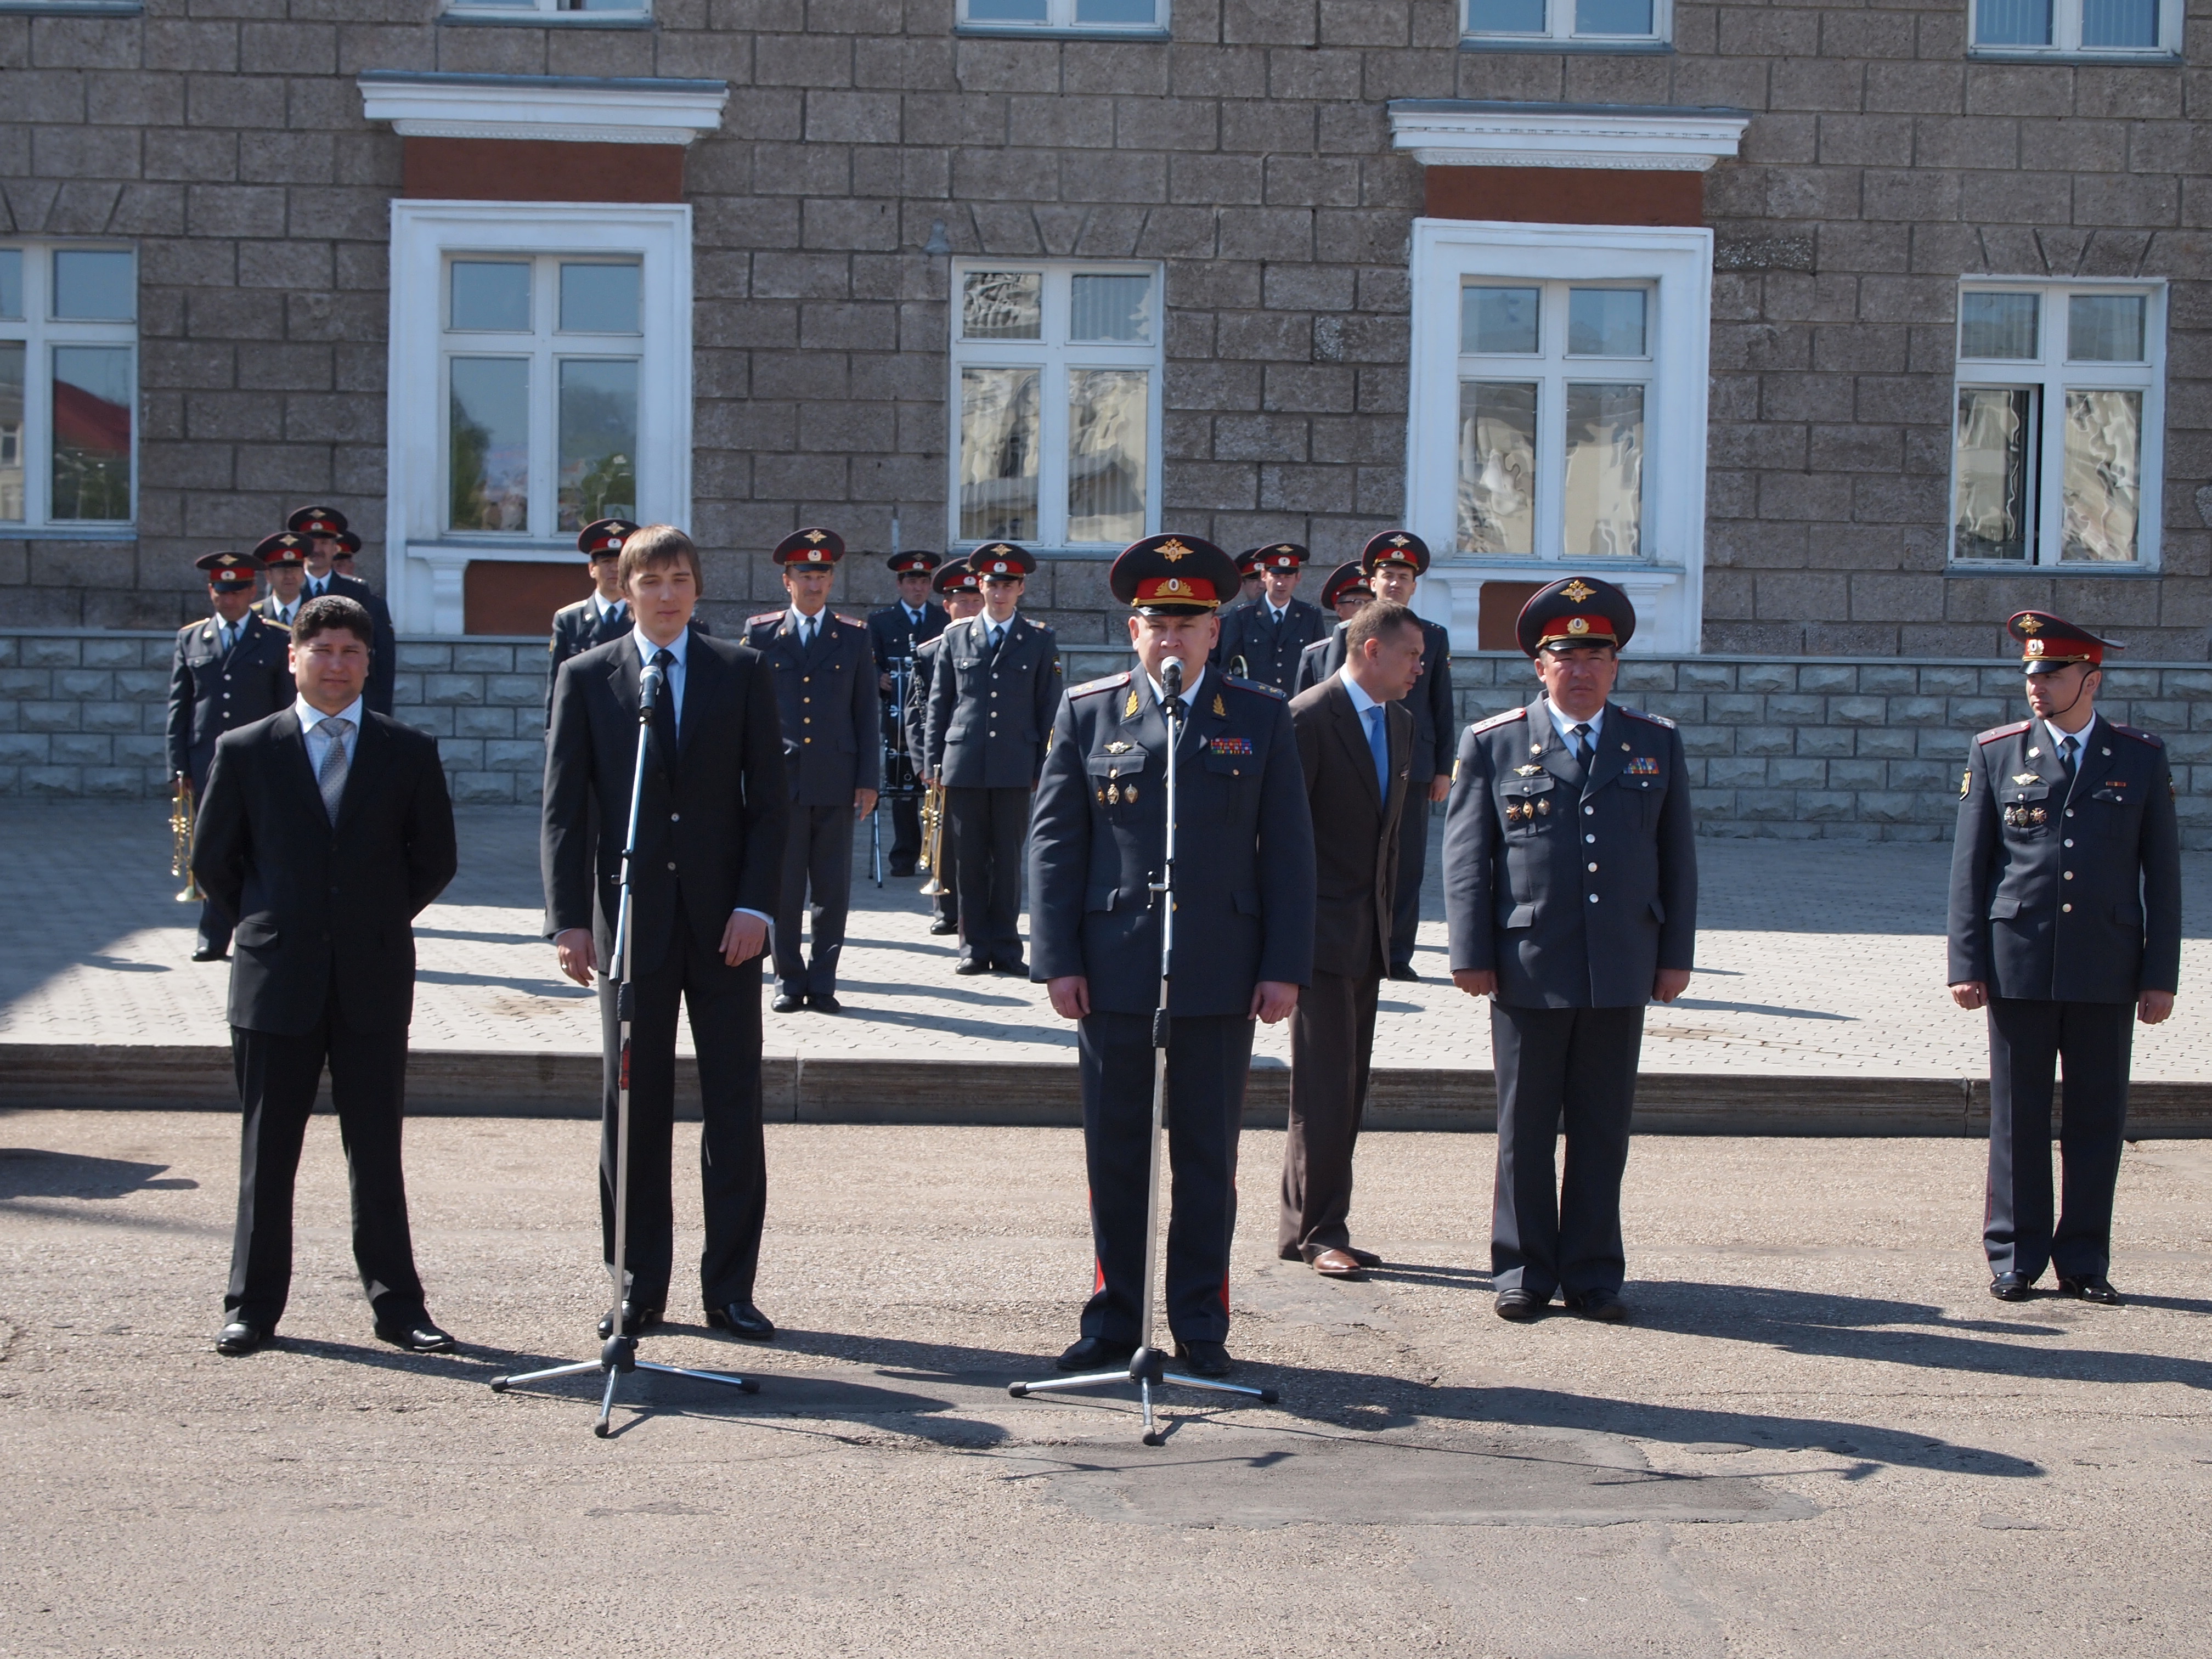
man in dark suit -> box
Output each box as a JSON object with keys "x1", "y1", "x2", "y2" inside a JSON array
[
  {"x1": 1279, "y1": 600, "x2": 1421, "y2": 1279},
  {"x1": 1031, "y1": 534, "x2": 1314, "y2": 1377},
  {"x1": 251, "y1": 532, "x2": 309, "y2": 631},
  {"x1": 1213, "y1": 543, "x2": 1327, "y2": 694},
  {"x1": 924, "y1": 541, "x2": 1061, "y2": 975},
  {"x1": 288, "y1": 506, "x2": 398, "y2": 716},
  {"x1": 1948, "y1": 612, "x2": 2181, "y2": 1306},
  {"x1": 868, "y1": 550, "x2": 947, "y2": 878},
  {"x1": 191, "y1": 594, "x2": 459, "y2": 1358},
  {"x1": 1291, "y1": 562, "x2": 1374, "y2": 695},
  {"x1": 545, "y1": 518, "x2": 639, "y2": 724},
  {"x1": 544, "y1": 523, "x2": 789, "y2": 1343},
  {"x1": 168, "y1": 551, "x2": 294, "y2": 961},
  {"x1": 1443, "y1": 576, "x2": 1696, "y2": 1324},
  {"x1": 907, "y1": 558, "x2": 982, "y2": 936},
  {"x1": 744, "y1": 528, "x2": 879, "y2": 1014}
]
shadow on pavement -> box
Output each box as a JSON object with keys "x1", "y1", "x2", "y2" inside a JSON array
[{"x1": 0, "y1": 1148, "x2": 198, "y2": 1199}]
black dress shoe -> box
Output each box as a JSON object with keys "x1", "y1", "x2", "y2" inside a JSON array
[
  {"x1": 1989, "y1": 1272, "x2": 2034, "y2": 1302},
  {"x1": 954, "y1": 958, "x2": 991, "y2": 976},
  {"x1": 1056, "y1": 1335, "x2": 1136, "y2": 1373},
  {"x1": 215, "y1": 1319, "x2": 263, "y2": 1356},
  {"x1": 1495, "y1": 1288, "x2": 1547, "y2": 1322},
  {"x1": 1345, "y1": 1246, "x2": 1384, "y2": 1268},
  {"x1": 596, "y1": 1300, "x2": 664, "y2": 1339},
  {"x1": 191, "y1": 947, "x2": 228, "y2": 963},
  {"x1": 1173, "y1": 1339, "x2": 1234, "y2": 1378},
  {"x1": 771, "y1": 992, "x2": 806, "y2": 1013},
  {"x1": 2058, "y1": 1274, "x2": 2123, "y2": 1305},
  {"x1": 808, "y1": 992, "x2": 842, "y2": 1014},
  {"x1": 1387, "y1": 965, "x2": 1420, "y2": 983},
  {"x1": 374, "y1": 1313, "x2": 456, "y2": 1353},
  {"x1": 707, "y1": 1300, "x2": 776, "y2": 1340},
  {"x1": 1568, "y1": 1288, "x2": 1629, "y2": 1323},
  {"x1": 929, "y1": 917, "x2": 957, "y2": 935},
  {"x1": 888, "y1": 862, "x2": 917, "y2": 878},
  {"x1": 993, "y1": 957, "x2": 1027, "y2": 976}
]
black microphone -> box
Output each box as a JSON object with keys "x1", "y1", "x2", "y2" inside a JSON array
[
  {"x1": 639, "y1": 656, "x2": 665, "y2": 718},
  {"x1": 1161, "y1": 658, "x2": 1183, "y2": 703}
]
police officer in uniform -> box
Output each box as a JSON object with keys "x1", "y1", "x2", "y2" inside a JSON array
[
  {"x1": 1442, "y1": 576, "x2": 1696, "y2": 1323},
  {"x1": 168, "y1": 551, "x2": 295, "y2": 961},
  {"x1": 1226, "y1": 550, "x2": 1264, "y2": 613},
  {"x1": 869, "y1": 550, "x2": 947, "y2": 877},
  {"x1": 1291, "y1": 562, "x2": 1374, "y2": 694},
  {"x1": 545, "y1": 518, "x2": 639, "y2": 723},
  {"x1": 1029, "y1": 534, "x2": 1314, "y2": 1378},
  {"x1": 1948, "y1": 612, "x2": 2180, "y2": 1305},
  {"x1": 745, "y1": 528, "x2": 880, "y2": 1013},
  {"x1": 251, "y1": 532, "x2": 310, "y2": 630},
  {"x1": 923, "y1": 542, "x2": 1060, "y2": 975},
  {"x1": 1212, "y1": 543, "x2": 1327, "y2": 693},
  {"x1": 287, "y1": 507, "x2": 397, "y2": 716},
  {"x1": 907, "y1": 557, "x2": 982, "y2": 936}
]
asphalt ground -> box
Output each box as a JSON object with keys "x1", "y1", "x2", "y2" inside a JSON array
[{"x1": 3, "y1": 1111, "x2": 2210, "y2": 1656}]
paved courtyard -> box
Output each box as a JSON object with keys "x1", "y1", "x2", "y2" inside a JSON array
[{"x1": 3, "y1": 801, "x2": 2209, "y2": 1081}]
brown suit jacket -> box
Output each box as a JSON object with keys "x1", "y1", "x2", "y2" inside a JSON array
[{"x1": 1290, "y1": 673, "x2": 1411, "y2": 980}]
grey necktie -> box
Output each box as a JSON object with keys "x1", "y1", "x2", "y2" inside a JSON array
[{"x1": 317, "y1": 717, "x2": 353, "y2": 823}]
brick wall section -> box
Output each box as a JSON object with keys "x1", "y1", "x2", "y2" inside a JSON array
[{"x1": 0, "y1": 2, "x2": 2207, "y2": 658}]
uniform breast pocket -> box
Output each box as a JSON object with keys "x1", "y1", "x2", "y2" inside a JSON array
[
  {"x1": 1200, "y1": 747, "x2": 1254, "y2": 782},
  {"x1": 2000, "y1": 785, "x2": 2052, "y2": 833},
  {"x1": 1086, "y1": 751, "x2": 1150, "y2": 817},
  {"x1": 1500, "y1": 777, "x2": 1555, "y2": 831}
]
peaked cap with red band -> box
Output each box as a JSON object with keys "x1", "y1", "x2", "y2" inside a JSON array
[
  {"x1": 1235, "y1": 550, "x2": 1263, "y2": 578},
  {"x1": 1318, "y1": 561, "x2": 1372, "y2": 610},
  {"x1": 251, "y1": 531, "x2": 309, "y2": 569},
  {"x1": 1246, "y1": 541, "x2": 1308, "y2": 575},
  {"x1": 1111, "y1": 533, "x2": 1239, "y2": 614},
  {"x1": 2009, "y1": 610, "x2": 2121, "y2": 675},
  {"x1": 333, "y1": 529, "x2": 362, "y2": 556},
  {"x1": 773, "y1": 527, "x2": 845, "y2": 566},
  {"x1": 970, "y1": 541, "x2": 1036, "y2": 579},
  {"x1": 932, "y1": 556, "x2": 977, "y2": 596},
  {"x1": 578, "y1": 517, "x2": 639, "y2": 559},
  {"x1": 1360, "y1": 529, "x2": 1431, "y2": 577},
  {"x1": 286, "y1": 505, "x2": 348, "y2": 538},
  {"x1": 196, "y1": 550, "x2": 262, "y2": 590},
  {"x1": 1516, "y1": 574, "x2": 1638, "y2": 657},
  {"x1": 887, "y1": 549, "x2": 943, "y2": 575}
]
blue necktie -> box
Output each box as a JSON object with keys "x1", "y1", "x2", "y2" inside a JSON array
[{"x1": 1364, "y1": 704, "x2": 1388, "y2": 798}]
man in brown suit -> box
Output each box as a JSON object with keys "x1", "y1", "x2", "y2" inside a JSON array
[{"x1": 1278, "y1": 600, "x2": 1425, "y2": 1278}]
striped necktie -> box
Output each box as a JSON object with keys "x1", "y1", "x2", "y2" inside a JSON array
[{"x1": 317, "y1": 718, "x2": 352, "y2": 823}]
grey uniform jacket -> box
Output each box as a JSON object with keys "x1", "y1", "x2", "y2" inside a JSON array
[
  {"x1": 166, "y1": 613, "x2": 294, "y2": 788},
  {"x1": 924, "y1": 612, "x2": 1062, "y2": 789},
  {"x1": 743, "y1": 609, "x2": 881, "y2": 806},
  {"x1": 1213, "y1": 596, "x2": 1328, "y2": 694},
  {"x1": 1443, "y1": 698, "x2": 1697, "y2": 1009}
]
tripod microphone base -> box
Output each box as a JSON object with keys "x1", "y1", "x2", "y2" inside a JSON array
[
  {"x1": 1007, "y1": 1355, "x2": 1280, "y2": 1443},
  {"x1": 490, "y1": 1338, "x2": 760, "y2": 1436}
]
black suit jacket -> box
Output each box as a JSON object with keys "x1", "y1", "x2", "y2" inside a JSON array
[
  {"x1": 307, "y1": 573, "x2": 398, "y2": 716},
  {"x1": 1948, "y1": 714, "x2": 2181, "y2": 1003},
  {"x1": 545, "y1": 596, "x2": 634, "y2": 722},
  {"x1": 191, "y1": 708, "x2": 458, "y2": 1036},
  {"x1": 1290, "y1": 675, "x2": 1411, "y2": 980},
  {"x1": 166, "y1": 612, "x2": 294, "y2": 788},
  {"x1": 1296, "y1": 615, "x2": 1456, "y2": 782},
  {"x1": 542, "y1": 627, "x2": 789, "y2": 978},
  {"x1": 924, "y1": 612, "x2": 1062, "y2": 788}
]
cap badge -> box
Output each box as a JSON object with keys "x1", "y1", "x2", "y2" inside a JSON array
[
  {"x1": 1158, "y1": 540, "x2": 1188, "y2": 562},
  {"x1": 1562, "y1": 579, "x2": 1594, "y2": 603},
  {"x1": 2026, "y1": 639, "x2": 2045, "y2": 657},
  {"x1": 804, "y1": 530, "x2": 828, "y2": 544},
  {"x1": 1567, "y1": 617, "x2": 1590, "y2": 635},
  {"x1": 2018, "y1": 615, "x2": 2044, "y2": 633},
  {"x1": 1275, "y1": 545, "x2": 1293, "y2": 554},
  {"x1": 807, "y1": 549, "x2": 822, "y2": 561},
  {"x1": 1387, "y1": 535, "x2": 1409, "y2": 547}
]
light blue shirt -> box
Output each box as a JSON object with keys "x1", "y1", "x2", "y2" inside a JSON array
[
  {"x1": 1337, "y1": 663, "x2": 1384, "y2": 719},
  {"x1": 2040, "y1": 713, "x2": 2096, "y2": 766},
  {"x1": 591, "y1": 594, "x2": 625, "y2": 625},
  {"x1": 1144, "y1": 662, "x2": 1207, "y2": 714},
  {"x1": 633, "y1": 625, "x2": 689, "y2": 741},
  {"x1": 1545, "y1": 699, "x2": 1605, "y2": 754},
  {"x1": 1338, "y1": 665, "x2": 1391, "y2": 797},
  {"x1": 295, "y1": 693, "x2": 363, "y2": 777}
]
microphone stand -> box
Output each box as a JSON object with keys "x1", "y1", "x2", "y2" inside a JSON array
[
  {"x1": 492, "y1": 648, "x2": 760, "y2": 1435},
  {"x1": 1008, "y1": 656, "x2": 1280, "y2": 1445}
]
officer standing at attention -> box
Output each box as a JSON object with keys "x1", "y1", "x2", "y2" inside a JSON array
[
  {"x1": 907, "y1": 557, "x2": 983, "y2": 937},
  {"x1": 251, "y1": 533, "x2": 310, "y2": 630},
  {"x1": 1212, "y1": 543, "x2": 1327, "y2": 693},
  {"x1": 868, "y1": 549, "x2": 947, "y2": 878},
  {"x1": 287, "y1": 507, "x2": 397, "y2": 716},
  {"x1": 1443, "y1": 576, "x2": 1696, "y2": 1324},
  {"x1": 924, "y1": 542, "x2": 1060, "y2": 976},
  {"x1": 1948, "y1": 612, "x2": 2180, "y2": 1306},
  {"x1": 545, "y1": 518, "x2": 639, "y2": 724},
  {"x1": 1029, "y1": 534, "x2": 1314, "y2": 1379},
  {"x1": 168, "y1": 552, "x2": 295, "y2": 962},
  {"x1": 746, "y1": 529, "x2": 879, "y2": 1014},
  {"x1": 1291, "y1": 562, "x2": 1374, "y2": 694},
  {"x1": 1226, "y1": 551, "x2": 1264, "y2": 613}
]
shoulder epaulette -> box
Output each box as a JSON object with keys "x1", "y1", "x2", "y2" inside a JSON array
[
  {"x1": 1469, "y1": 707, "x2": 1527, "y2": 735},
  {"x1": 746, "y1": 611, "x2": 783, "y2": 628},
  {"x1": 1226, "y1": 675, "x2": 1285, "y2": 700},
  {"x1": 1069, "y1": 670, "x2": 1131, "y2": 699},
  {"x1": 1977, "y1": 719, "x2": 2032, "y2": 744},
  {"x1": 2113, "y1": 723, "x2": 2164, "y2": 749},
  {"x1": 836, "y1": 613, "x2": 862, "y2": 628},
  {"x1": 178, "y1": 618, "x2": 205, "y2": 635},
  {"x1": 1621, "y1": 706, "x2": 1676, "y2": 731}
]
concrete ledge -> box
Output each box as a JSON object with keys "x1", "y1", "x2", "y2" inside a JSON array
[{"x1": 7, "y1": 1045, "x2": 2209, "y2": 1137}]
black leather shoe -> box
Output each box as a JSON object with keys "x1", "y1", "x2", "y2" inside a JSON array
[
  {"x1": 888, "y1": 862, "x2": 917, "y2": 878},
  {"x1": 1056, "y1": 1335, "x2": 1136, "y2": 1373},
  {"x1": 808, "y1": 992, "x2": 842, "y2": 1014},
  {"x1": 191, "y1": 947, "x2": 228, "y2": 963},
  {"x1": 1387, "y1": 964, "x2": 1419, "y2": 982},
  {"x1": 596, "y1": 1300, "x2": 664, "y2": 1339},
  {"x1": 1345, "y1": 1246, "x2": 1384, "y2": 1268},
  {"x1": 1568, "y1": 1288, "x2": 1629, "y2": 1323},
  {"x1": 993, "y1": 957, "x2": 1027, "y2": 976},
  {"x1": 1989, "y1": 1272, "x2": 2034, "y2": 1302},
  {"x1": 2058, "y1": 1274, "x2": 2123, "y2": 1305},
  {"x1": 1495, "y1": 1289, "x2": 1547, "y2": 1322},
  {"x1": 929, "y1": 917, "x2": 957, "y2": 935},
  {"x1": 771, "y1": 992, "x2": 806, "y2": 1013},
  {"x1": 954, "y1": 958, "x2": 991, "y2": 976},
  {"x1": 707, "y1": 1300, "x2": 776, "y2": 1340},
  {"x1": 374, "y1": 1313, "x2": 456, "y2": 1353},
  {"x1": 1174, "y1": 1339, "x2": 1234, "y2": 1378},
  {"x1": 215, "y1": 1319, "x2": 263, "y2": 1356}
]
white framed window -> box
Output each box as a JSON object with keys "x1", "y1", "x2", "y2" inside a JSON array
[
  {"x1": 1950, "y1": 280, "x2": 2165, "y2": 569},
  {"x1": 958, "y1": 0, "x2": 1166, "y2": 35},
  {"x1": 1465, "y1": 0, "x2": 1670, "y2": 47},
  {"x1": 949, "y1": 262, "x2": 1163, "y2": 553},
  {"x1": 0, "y1": 242, "x2": 136, "y2": 533},
  {"x1": 443, "y1": 1, "x2": 652, "y2": 21},
  {"x1": 387, "y1": 201, "x2": 691, "y2": 635},
  {"x1": 1970, "y1": 0, "x2": 2180, "y2": 57}
]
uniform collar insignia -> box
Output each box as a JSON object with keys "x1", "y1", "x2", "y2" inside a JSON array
[{"x1": 1212, "y1": 692, "x2": 1226, "y2": 717}]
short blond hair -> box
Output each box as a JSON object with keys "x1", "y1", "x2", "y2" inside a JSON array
[{"x1": 617, "y1": 524, "x2": 704, "y2": 595}]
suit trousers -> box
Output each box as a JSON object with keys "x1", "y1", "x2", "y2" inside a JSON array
[
  {"x1": 1489, "y1": 1000, "x2": 1645, "y2": 1300},
  {"x1": 225, "y1": 998, "x2": 424, "y2": 1328},
  {"x1": 948, "y1": 785, "x2": 1028, "y2": 964},
  {"x1": 1279, "y1": 968, "x2": 1381, "y2": 1260},
  {"x1": 890, "y1": 794, "x2": 921, "y2": 865},
  {"x1": 1390, "y1": 794, "x2": 1431, "y2": 972},
  {"x1": 1985, "y1": 996, "x2": 2134, "y2": 1283},
  {"x1": 772, "y1": 802, "x2": 855, "y2": 996},
  {"x1": 1079, "y1": 1011, "x2": 1254, "y2": 1346},
  {"x1": 599, "y1": 899, "x2": 769, "y2": 1309}
]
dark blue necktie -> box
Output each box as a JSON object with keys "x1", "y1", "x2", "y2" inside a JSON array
[{"x1": 1364, "y1": 703, "x2": 1388, "y2": 798}]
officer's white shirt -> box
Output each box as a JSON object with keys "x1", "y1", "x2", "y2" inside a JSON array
[{"x1": 1544, "y1": 699, "x2": 1606, "y2": 750}]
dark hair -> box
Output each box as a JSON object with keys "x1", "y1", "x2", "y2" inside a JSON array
[
  {"x1": 292, "y1": 593, "x2": 374, "y2": 648},
  {"x1": 617, "y1": 524, "x2": 704, "y2": 594},
  {"x1": 1343, "y1": 599, "x2": 1419, "y2": 658}
]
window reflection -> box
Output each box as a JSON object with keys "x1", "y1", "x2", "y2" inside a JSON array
[
  {"x1": 1953, "y1": 387, "x2": 2036, "y2": 561},
  {"x1": 1070, "y1": 275, "x2": 1152, "y2": 343},
  {"x1": 960, "y1": 366, "x2": 1040, "y2": 540},
  {"x1": 1463, "y1": 286, "x2": 1539, "y2": 355},
  {"x1": 0, "y1": 342, "x2": 22, "y2": 521},
  {"x1": 450, "y1": 262, "x2": 531, "y2": 332},
  {"x1": 449, "y1": 357, "x2": 529, "y2": 532},
  {"x1": 1563, "y1": 383, "x2": 1642, "y2": 557},
  {"x1": 1066, "y1": 369, "x2": 1146, "y2": 544},
  {"x1": 962, "y1": 272, "x2": 1042, "y2": 341},
  {"x1": 1960, "y1": 292, "x2": 2040, "y2": 360},
  {"x1": 2061, "y1": 388, "x2": 2140, "y2": 562},
  {"x1": 1457, "y1": 381, "x2": 1536, "y2": 556},
  {"x1": 51, "y1": 250, "x2": 134, "y2": 322},
  {"x1": 557, "y1": 359, "x2": 639, "y2": 533},
  {"x1": 50, "y1": 345, "x2": 131, "y2": 521}
]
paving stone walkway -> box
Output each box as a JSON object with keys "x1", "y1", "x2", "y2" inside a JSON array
[{"x1": 5, "y1": 801, "x2": 2209, "y2": 1079}]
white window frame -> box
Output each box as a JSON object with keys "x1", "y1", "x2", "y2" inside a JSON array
[
  {"x1": 957, "y1": 0, "x2": 1167, "y2": 36},
  {"x1": 1464, "y1": 0, "x2": 1671, "y2": 47},
  {"x1": 387, "y1": 201, "x2": 691, "y2": 636},
  {"x1": 442, "y1": 0, "x2": 652, "y2": 21},
  {"x1": 0, "y1": 240, "x2": 138, "y2": 535},
  {"x1": 1948, "y1": 276, "x2": 2166, "y2": 572},
  {"x1": 946, "y1": 260, "x2": 1165, "y2": 556},
  {"x1": 1968, "y1": 0, "x2": 2181, "y2": 58},
  {"x1": 1404, "y1": 218, "x2": 1711, "y2": 656}
]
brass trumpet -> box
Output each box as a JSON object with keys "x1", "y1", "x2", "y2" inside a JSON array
[
  {"x1": 917, "y1": 780, "x2": 947, "y2": 896},
  {"x1": 170, "y1": 774, "x2": 200, "y2": 903}
]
